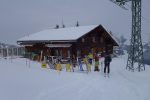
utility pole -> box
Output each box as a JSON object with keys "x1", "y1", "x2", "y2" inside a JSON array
[{"x1": 110, "y1": 0, "x2": 145, "y2": 71}]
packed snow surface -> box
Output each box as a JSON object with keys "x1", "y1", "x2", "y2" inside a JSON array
[{"x1": 0, "y1": 56, "x2": 150, "y2": 100}]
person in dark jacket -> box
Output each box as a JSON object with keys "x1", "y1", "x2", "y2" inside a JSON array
[{"x1": 104, "y1": 54, "x2": 112, "y2": 75}]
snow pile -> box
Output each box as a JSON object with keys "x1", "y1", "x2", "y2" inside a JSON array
[{"x1": 0, "y1": 56, "x2": 150, "y2": 100}]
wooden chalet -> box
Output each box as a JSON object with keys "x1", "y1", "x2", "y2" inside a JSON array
[{"x1": 17, "y1": 25, "x2": 118, "y2": 61}]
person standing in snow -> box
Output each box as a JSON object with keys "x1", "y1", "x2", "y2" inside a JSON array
[
  {"x1": 55, "y1": 61, "x2": 62, "y2": 71},
  {"x1": 104, "y1": 53, "x2": 112, "y2": 76},
  {"x1": 71, "y1": 55, "x2": 76, "y2": 72},
  {"x1": 88, "y1": 52, "x2": 93, "y2": 65},
  {"x1": 83, "y1": 55, "x2": 91, "y2": 72},
  {"x1": 78, "y1": 57, "x2": 83, "y2": 71},
  {"x1": 66, "y1": 60, "x2": 71, "y2": 72},
  {"x1": 94, "y1": 53, "x2": 100, "y2": 71},
  {"x1": 99, "y1": 52, "x2": 105, "y2": 72}
]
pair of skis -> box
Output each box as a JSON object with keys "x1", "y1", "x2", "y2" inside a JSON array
[{"x1": 104, "y1": 73, "x2": 110, "y2": 78}]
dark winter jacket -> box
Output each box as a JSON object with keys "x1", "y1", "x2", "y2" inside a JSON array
[{"x1": 104, "y1": 55, "x2": 112, "y2": 64}]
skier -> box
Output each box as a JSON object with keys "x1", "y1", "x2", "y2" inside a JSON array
[
  {"x1": 104, "y1": 53, "x2": 112, "y2": 77},
  {"x1": 88, "y1": 52, "x2": 93, "y2": 65},
  {"x1": 55, "y1": 61, "x2": 62, "y2": 71},
  {"x1": 99, "y1": 53, "x2": 105, "y2": 72},
  {"x1": 66, "y1": 60, "x2": 71, "y2": 72},
  {"x1": 94, "y1": 53, "x2": 100, "y2": 71},
  {"x1": 83, "y1": 55, "x2": 91, "y2": 73},
  {"x1": 71, "y1": 55, "x2": 76, "y2": 72},
  {"x1": 78, "y1": 57, "x2": 83, "y2": 71}
]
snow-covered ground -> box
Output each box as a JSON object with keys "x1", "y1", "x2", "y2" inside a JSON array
[{"x1": 0, "y1": 56, "x2": 150, "y2": 100}]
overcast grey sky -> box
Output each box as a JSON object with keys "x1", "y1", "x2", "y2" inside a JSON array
[{"x1": 0, "y1": 0, "x2": 150, "y2": 45}]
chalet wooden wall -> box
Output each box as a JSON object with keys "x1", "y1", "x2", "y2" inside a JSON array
[{"x1": 23, "y1": 25, "x2": 117, "y2": 60}]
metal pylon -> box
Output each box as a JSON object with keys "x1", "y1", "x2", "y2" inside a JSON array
[
  {"x1": 110, "y1": 0, "x2": 145, "y2": 71},
  {"x1": 126, "y1": 0, "x2": 145, "y2": 71}
]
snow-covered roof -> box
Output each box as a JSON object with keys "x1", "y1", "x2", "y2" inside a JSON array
[{"x1": 18, "y1": 25, "x2": 99, "y2": 42}]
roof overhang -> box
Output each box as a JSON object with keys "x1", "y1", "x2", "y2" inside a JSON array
[
  {"x1": 17, "y1": 40, "x2": 76, "y2": 45},
  {"x1": 46, "y1": 44, "x2": 72, "y2": 48}
]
